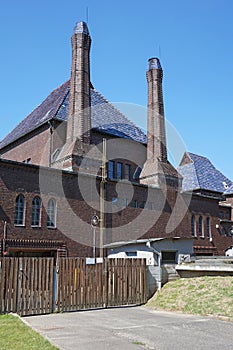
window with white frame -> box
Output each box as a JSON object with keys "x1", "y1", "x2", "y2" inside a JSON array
[
  {"x1": 14, "y1": 194, "x2": 25, "y2": 226},
  {"x1": 206, "y1": 217, "x2": 211, "y2": 238},
  {"x1": 31, "y1": 196, "x2": 41, "y2": 227},
  {"x1": 198, "y1": 216, "x2": 203, "y2": 237},
  {"x1": 191, "y1": 215, "x2": 196, "y2": 237},
  {"x1": 47, "y1": 199, "x2": 56, "y2": 228}
]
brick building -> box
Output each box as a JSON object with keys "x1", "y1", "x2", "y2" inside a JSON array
[{"x1": 0, "y1": 21, "x2": 232, "y2": 258}]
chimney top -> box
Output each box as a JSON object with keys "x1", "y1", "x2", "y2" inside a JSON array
[
  {"x1": 73, "y1": 21, "x2": 90, "y2": 35},
  {"x1": 148, "y1": 57, "x2": 162, "y2": 70}
]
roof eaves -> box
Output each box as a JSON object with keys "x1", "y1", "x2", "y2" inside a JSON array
[
  {"x1": 91, "y1": 88, "x2": 147, "y2": 143},
  {"x1": 92, "y1": 127, "x2": 146, "y2": 144},
  {"x1": 104, "y1": 236, "x2": 192, "y2": 249}
]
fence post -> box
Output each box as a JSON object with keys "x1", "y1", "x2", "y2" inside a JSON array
[
  {"x1": 16, "y1": 258, "x2": 23, "y2": 315},
  {"x1": 104, "y1": 258, "x2": 108, "y2": 308},
  {"x1": 0, "y1": 259, "x2": 3, "y2": 313},
  {"x1": 52, "y1": 263, "x2": 59, "y2": 312}
]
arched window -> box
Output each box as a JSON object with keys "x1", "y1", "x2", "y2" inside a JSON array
[
  {"x1": 206, "y1": 217, "x2": 211, "y2": 238},
  {"x1": 47, "y1": 199, "x2": 56, "y2": 228},
  {"x1": 191, "y1": 215, "x2": 196, "y2": 236},
  {"x1": 14, "y1": 194, "x2": 25, "y2": 226},
  {"x1": 198, "y1": 216, "x2": 203, "y2": 237},
  {"x1": 31, "y1": 196, "x2": 41, "y2": 227}
]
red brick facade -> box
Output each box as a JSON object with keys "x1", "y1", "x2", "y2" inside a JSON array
[
  {"x1": 0, "y1": 125, "x2": 51, "y2": 166},
  {"x1": 0, "y1": 158, "x2": 232, "y2": 257},
  {"x1": 0, "y1": 160, "x2": 93, "y2": 257}
]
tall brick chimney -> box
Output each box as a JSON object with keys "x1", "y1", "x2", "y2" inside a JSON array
[
  {"x1": 140, "y1": 58, "x2": 169, "y2": 186},
  {"x1": 146, "y1": 57, "x2": 167, "y2": 162},
  {"x1": 66, "y1": 21, "x2": 91, "y2": 144}
]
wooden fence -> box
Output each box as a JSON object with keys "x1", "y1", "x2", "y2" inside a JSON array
[
  {"x1": 0, "y1": 257, "x2": 147, "y2": 316},
  {"x1": 0, "y1": 258, "x2": 54, "y2": 316}
]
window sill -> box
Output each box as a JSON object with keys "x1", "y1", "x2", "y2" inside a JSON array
[
  {"x1": 31, "y1": 225, "x2": 41, "y2": 228},
  {"x1": 14, "y1": 224, "x2": 25, "y2": 227},
  {"x1": 47, "y1": 226, "x2": 56, "y2": 230}
]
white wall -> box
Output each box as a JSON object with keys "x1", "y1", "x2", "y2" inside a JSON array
[
  {"x1": 107, "y1": 249, "x2": 154, "y2": 266},
  {"x1": 107, "y1": 238, "x2": 193, "y2": 266}
]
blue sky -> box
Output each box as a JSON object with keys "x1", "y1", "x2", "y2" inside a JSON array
[{"x1": 0, "y1": 0, "x2": 233, "y2": 179}]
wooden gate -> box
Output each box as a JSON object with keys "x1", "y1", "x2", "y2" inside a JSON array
[
  {"x1": 0, "y1": 258, "x2": 54, "y2": 316},
  {"x1": 57, "y1": 258, "x2": 107, "y2": 312},
  {"x1": 107, "y1": 258, "x2": 147, "y2": 307},
  {"x1": 0, "y1": 257, "x2": 147, "y2": 316},
  {"x1": 57, "y1": 258, "x2": 147, "y2": 312}
]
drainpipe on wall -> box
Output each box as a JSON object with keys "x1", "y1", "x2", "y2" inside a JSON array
[
  {"x1": 100, "y1": 138, "x2": 107, "y2": 259},
  {"x1": 146, "y1": 240, "x2": 162, "y2": 291}
]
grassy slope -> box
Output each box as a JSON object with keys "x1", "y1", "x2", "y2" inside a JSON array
[
  {"x1": 146, "y1": 276, "x2": 233, "y2": 319},
  {"x1": 0, "y1": 314, "x2": 59, "y2": 350}
]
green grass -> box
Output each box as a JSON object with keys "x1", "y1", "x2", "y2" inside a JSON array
[
  {"x1": 132, "y1": 340, "x2": 146, "y2": 346},
  {"x1": 0, "y1": 314, "x2": 59, "y2": 350},
  {"x1": 146, "y1": 276, "x2": 233, "y2": 319}
]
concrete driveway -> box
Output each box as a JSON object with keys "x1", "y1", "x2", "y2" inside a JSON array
[{"x1": 23, "y1": 306, "x2": 233, "y2": 350}]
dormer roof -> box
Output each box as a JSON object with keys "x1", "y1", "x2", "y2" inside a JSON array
[{"x1": 178, "y1": 152, "x2": 232, "y2": 194}]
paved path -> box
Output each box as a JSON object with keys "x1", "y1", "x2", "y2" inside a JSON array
[{"x1": 23, "y1": 307, "x2": 233, "y2": 350}]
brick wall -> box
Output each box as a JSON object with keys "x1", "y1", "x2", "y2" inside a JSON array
[
  {"x1": 0, "y1": 125, "x2": 51, "y2": 167},
  {"x1": 189, "y1": 194, "x2": 232, "y2": 255},
  {"x1": 0, "y1": 160, "x2": 93, "y2": 257},
  {"x1": 0, "y1": 158, "x2": 231, "y2": 257}
]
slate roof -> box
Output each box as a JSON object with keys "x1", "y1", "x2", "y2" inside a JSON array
[
  {"x1": 0, "y1": 81, "x2": 146, "y2": 150},
  {"x1": 178, "y1": 152, "x2": 233, "y2": 194}
]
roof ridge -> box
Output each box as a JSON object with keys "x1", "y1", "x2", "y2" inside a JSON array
[
  {"x1": 0, "y1": 81, "x2": 70, "y2": 149},
  {"x1": 49, "y1": 80, "x2": 70, "y2": 95},
  {"x1": 43, "y1": 80, "x2": 70, "y2": 120},
  {"x1": 188, "y1": 152, "x2": 214, "y2": 189},
  {"x1": 29, "y1": 81, "x2": 70, "y2": 118},
  {"x1": 54, "y1": 79, "x2": 70, "y2": 117},
  {"x1": 188, "y1": 151, "x2": 209, "y2": 161}
]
